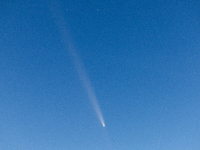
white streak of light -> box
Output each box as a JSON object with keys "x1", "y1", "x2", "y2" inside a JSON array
[{"x1": 50, "y1": 4, "x2": 105, "y2": 127}]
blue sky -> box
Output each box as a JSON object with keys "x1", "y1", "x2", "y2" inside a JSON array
[{"x1": 1, "y1": 1, "x2": 200, "y2": 150}]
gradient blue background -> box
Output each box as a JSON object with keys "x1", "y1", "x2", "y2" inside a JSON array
[{"x1": 1, "y1": 1, "x2": 200, "y2": 149}]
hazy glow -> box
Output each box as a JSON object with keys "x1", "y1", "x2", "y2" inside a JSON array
[{"x1": 51, "y1": 5, "x2": 105, "y2": 127}]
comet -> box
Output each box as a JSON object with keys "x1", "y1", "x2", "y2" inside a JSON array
[{"x1": 50, "y1": 3, "x2": 105, "y2": 128}]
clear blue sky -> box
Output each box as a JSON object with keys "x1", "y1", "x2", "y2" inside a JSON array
[{"x1": 1, "y1": 1, "x2": 200, "y2": 150}]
